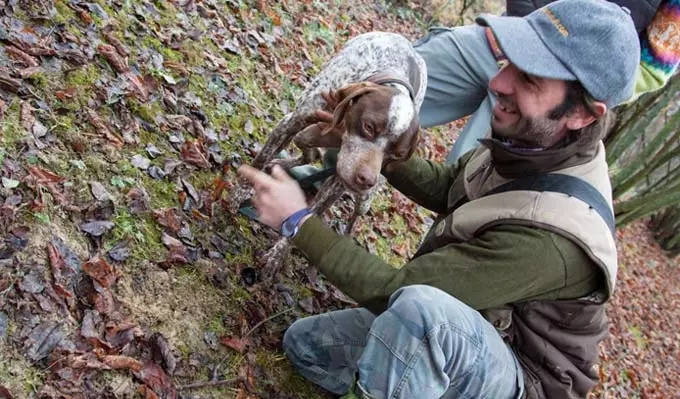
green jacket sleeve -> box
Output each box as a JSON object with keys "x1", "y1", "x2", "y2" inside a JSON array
[
  {"x1": 293, "y1": 217, "x2": 602, "y2": 314},
  {"x1": 380, "y1": 151, "x2": 474, "y2": 214}
]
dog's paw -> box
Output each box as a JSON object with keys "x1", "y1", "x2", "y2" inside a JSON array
[
  {"x1": 259, "y1": 238, "x2": 292, "y2": 279},
  {"x1": 226, "y1": 184, "x2": 252, "y2": 214}
]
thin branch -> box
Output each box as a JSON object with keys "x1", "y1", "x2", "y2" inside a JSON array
[{"x1": 245, "y1": 307, "x2": 294, "y2": 337}]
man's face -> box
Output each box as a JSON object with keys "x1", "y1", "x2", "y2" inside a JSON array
[{"x1": 488, "y1": 63, "x2": 573, "y2": 148}]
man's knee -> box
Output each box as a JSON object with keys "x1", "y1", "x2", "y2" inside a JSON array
[
  {"x1": 388, "y1": 284, "x2": 465, "y2": 309},
  {"x1": 385, "y1": 285, "x2": 477, "y2": 333},
  {"x1": 282, "y1": 317, "x2": 316, "y2": 363}
]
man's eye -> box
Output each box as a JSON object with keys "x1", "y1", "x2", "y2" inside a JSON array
[{"x1": 521, "y1": 72, "x2": 539, "y2": 88}]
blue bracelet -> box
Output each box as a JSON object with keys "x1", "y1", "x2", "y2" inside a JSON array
[{"x1": 280, "y1": 208, "x2": 313, "y2": 238}]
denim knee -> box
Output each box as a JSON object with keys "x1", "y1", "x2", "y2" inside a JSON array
[
  {"x1": 386, "y1": 285, "x2": 480, "y2": 335},
  {"x1": 388, "y1": 284, "x2": 468, "y2": 312},
  {"x1": 282, "y1": 317, "x2": 314, "y2": 363}
]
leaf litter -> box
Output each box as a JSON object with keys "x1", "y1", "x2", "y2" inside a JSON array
[{"x1": 0, "y1": 0, "x2": 675, "y2": 397}]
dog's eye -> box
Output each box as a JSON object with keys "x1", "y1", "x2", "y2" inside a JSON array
[{"x1": 362, "y1": 121, "x2": 374, "y2": 138}]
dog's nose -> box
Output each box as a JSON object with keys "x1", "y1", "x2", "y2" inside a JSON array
[{"x1": 354, "y1": 167, "x2": 377, "y2": 189}]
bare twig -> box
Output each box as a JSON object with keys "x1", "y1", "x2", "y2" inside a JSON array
[
  {"x1": 245, "y1": 306, "x2": 295, "y2": 337},
  {"x1": 177, "y1": 378, "x2": 239, "y2": 390}
]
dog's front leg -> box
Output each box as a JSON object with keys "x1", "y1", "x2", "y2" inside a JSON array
[
  {"x1": 259, "y1": 237, "x2": 293, "y2": 281},
  {"x1": 226, "y1": 113, "x2": 309, "y2": 214},
  {"x1": 259, "y1": 177, "x2": 346, "y2": 280},
  {"x1": 345, "y1": 177, "x2": 383, "y2": 235}
]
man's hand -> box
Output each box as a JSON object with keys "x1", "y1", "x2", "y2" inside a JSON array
[{"x1": 237, "y1": 164, "x2": 309, "y2": 231}]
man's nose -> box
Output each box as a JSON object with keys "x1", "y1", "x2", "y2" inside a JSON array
[{"x1": 489, "y1": 63, "x2": 516, "y2": 97}]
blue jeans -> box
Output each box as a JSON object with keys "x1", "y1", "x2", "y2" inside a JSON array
[{"x1": 283, "y1": 285, "x2": 524, "y2": 399}]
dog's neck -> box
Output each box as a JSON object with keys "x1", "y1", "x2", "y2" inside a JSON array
[{"x1": 366, "y1": 72, "x2": 416, "y2": 100}]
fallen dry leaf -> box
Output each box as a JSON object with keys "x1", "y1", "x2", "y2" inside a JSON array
[
  {"x1": 152, "y1": 208, "x2": 183, "y2": 233},
  {"x1": 82, "y1": 256, "x2": 119, "y2": 288},
  {"x1": 133, "y1": 361, "x2": 177, "y2": 399},
  {"x1": 219, "y1": 336, "x2": 250, "y2": 353},
  {"x1": 181, "y1": 140, "x2": 211, "y2": 169},
  {"x1": 97, "y1": 44, "x2": 129, "y2": 73}
]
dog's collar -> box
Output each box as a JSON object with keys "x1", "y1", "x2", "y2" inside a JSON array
[{"x1": 366, "y1": 72, "x2": 416, "y2": 101}]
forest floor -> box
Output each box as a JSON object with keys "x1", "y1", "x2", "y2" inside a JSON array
[{"x1": 0, "y1": 0, "x2": 677, "y2": 398}]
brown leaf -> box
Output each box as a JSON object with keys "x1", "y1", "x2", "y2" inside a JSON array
[
  {"x1": 67, "y1": 352, "x2": 111, "y2": 370},
  {"x1": 152, "y1": 208, "x2": 182, "y2": 233},
  {"x1": 26, "y1": 166, "x2": 68, "y2": 204},
  {"x1": 92, "y1": 280, "x2": 116, "y2": 315},
  {"x1": 127, "y1": 187, "x2": 150, "y2": 214},
  {"x1": 0, "y1": 75, "x2": 21, "y2": 93},
  {"x1": 16, "y1": 66, "x2": 42, "y2": 79},
  {"x1": 103, "y1": 31, "x2": 130, "y2": 56},
  {"x1": 163, "y1": 61, "x2": 188, "y2": 76},
  {"x1": 85, "y1": 108, "x2": 124, "y2": 147},
  {"x1": 97, "y1": 44, "x2": 129, "y2": 73},
  {"x1": 100, "y1": 355, "x2": 143, "y2": 371},
  {"x1": 55, "y1": 87, "x2": 77, "y2": 100},
  {"x1": 124, "y1": 71, "x2": 149, "y2": 101},
  {"x1": 5, "y1": 45, "x2": 39, "y2": 67},
  {"x1": 82, "y1": 256, "x2": 119, "y2": 288},
  {"x1": 391, "y1": 242, "x2": 409, "y2": 257},
  {"x1": 181, "y1": 140, "x2": 211, "y2": 169},
  {"x1": 219, "y1": 336, "x2": 250, "y2": 353},
  {"x1": 150, "y1": 333, "x2": 176, "y2": 376},
  {"x1": 48, "y1": 242, "x2": 66, "y2": 279},
  {"x1": 157, "y1": 252, "x2": 188, "y2": 270},
  {"x1": 105, "y1": 318, "x2": 143, "y2": 349},
  {"x1": 27, "y1": 166, "x2": 64, "y2": 184},
  {"x1": 132, "y1": 361, "x2": 177, "y2": 399}
]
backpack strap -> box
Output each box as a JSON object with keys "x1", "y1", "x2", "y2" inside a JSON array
[{"x1": 484, "y1": 174, "x2": 616, "y2": 234}]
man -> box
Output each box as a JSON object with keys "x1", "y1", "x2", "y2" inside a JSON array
[
  {"x1": 237, "y1": 0, "x2": 639, "y2": 397},
  {"x1": 436, "y1": 0, "x2": 678, "y2": 164}
]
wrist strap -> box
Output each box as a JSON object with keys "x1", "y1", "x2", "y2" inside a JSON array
[{"x1": 281, "y1": 208, "x2": 313, "y2": 237}]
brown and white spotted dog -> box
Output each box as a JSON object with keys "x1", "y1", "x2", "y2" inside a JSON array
[{"x1": 227, "y1": 31, "x2": 427, "y2": 277}]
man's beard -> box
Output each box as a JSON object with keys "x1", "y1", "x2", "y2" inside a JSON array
[
  {"x1": 491, "y1": 114, "x2": 564, "y2": 149},
  {"x1": 491, "y1": 94, "x2": 567, "y2": 149}
]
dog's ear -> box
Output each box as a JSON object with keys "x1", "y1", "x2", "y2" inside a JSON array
[{"x1": 322, "y1": 82, "x2": 380, "y2": 136}]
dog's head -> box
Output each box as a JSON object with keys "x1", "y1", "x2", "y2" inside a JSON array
[{"x1": 324, "y1": 81, "x2": 421, "y2": 193}]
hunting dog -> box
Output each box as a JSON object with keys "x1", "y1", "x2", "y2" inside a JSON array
[{"x1": 228, "y1": 31, "x2": 427, "y2": 277}]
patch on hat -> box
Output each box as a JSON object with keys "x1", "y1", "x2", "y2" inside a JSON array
[{"x1": 541, "y1": 8, "x2": 569, "y2": 37}]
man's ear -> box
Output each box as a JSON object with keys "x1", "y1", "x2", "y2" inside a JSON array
[{"x1": 566, "y1": 101, "x2": 607, "y2": 130}]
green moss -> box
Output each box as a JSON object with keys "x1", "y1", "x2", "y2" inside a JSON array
[
  {"x1": 187, "y1": 74, "x2": 207, "y2": 93},
  {"x1": 0, "y1": 101, "x2": 24, "y2": 149},
  {"x1": 62, "y1": 64, "x2": 100, "y2": 106},
  {"x1": 153, "y1": 0, "x2": 180, "y2": 22},
  {"x1": 159, "y1": 46, "x2": 184, "y2": 63},
  {"x1": 26, "y1": 71, "x2": 49, "y2": 89},
  {"x1": 143, "y1": 176, "x2": 179, "y2": 209},
  {"x1": 139, "y1": 35, "x2": 164, "y2": 53},
  {"x1": 111, "y1": 209, "x2": 165, "y2": 260},
  {"x1": 22, "y1": 365, "x2": 45, "y2": 393},
  {"x1": 207, "y1": 316, "x2": 227, "y2": 335},
  {"x1": 128, "y1": 99, "x2": 164, "y2": 124},
  {"x1": 255, "y1": 350, "x2": 326, "y2": 398},
  {"x1": 53, "y1": 0, "x2": 77, "y2": 24},
  {"x1": 49, "y1": 115, "x2": 76, "y2": 137}
]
